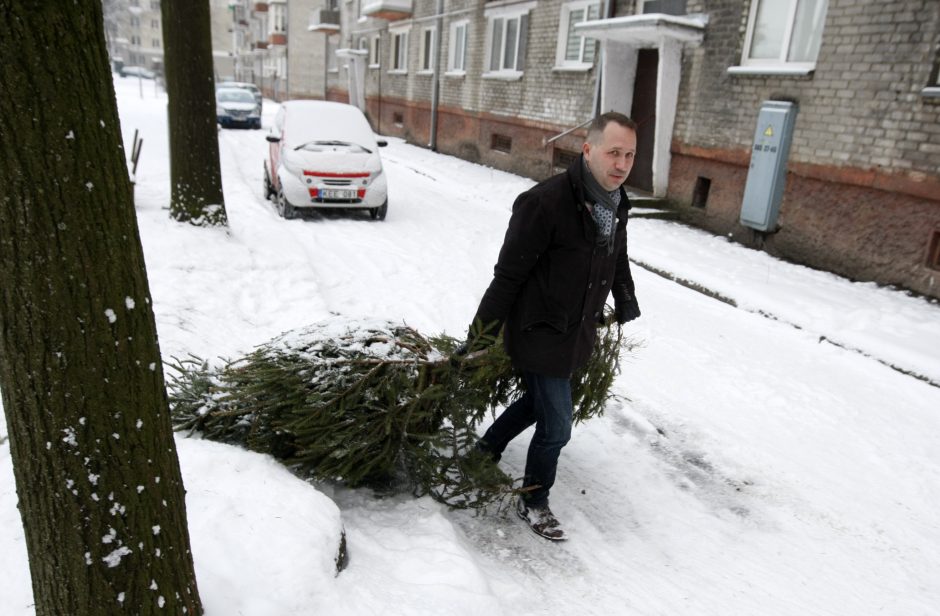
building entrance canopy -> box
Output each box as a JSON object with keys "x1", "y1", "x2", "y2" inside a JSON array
[
  {"x1": 575, "y1": 13, "x2": 706, "y2": 46},
  {"x1": 575, "y1": 13, "x2": 706, "y2": 197}
]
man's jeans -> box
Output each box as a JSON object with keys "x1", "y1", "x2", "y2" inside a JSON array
[{"x1": 479, "y1": 371, "x2": 573, "y2": 507}]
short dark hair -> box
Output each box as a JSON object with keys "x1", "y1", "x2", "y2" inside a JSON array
[{"x1": 586, "y1": 112, "x2": 637, "y2": 144}]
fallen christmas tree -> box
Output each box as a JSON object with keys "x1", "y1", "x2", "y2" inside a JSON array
[{"x1": 167, "y1": 315, "x2": 632, "y2": 510}]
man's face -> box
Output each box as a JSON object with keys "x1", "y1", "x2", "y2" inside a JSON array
[{"x1": 582, "y1": 123, "x2": 637, "y2": 192}]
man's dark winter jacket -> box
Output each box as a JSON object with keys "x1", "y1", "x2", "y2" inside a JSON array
[{"x1": 473, "y1": 157, "x2": 636, "y2": 378}]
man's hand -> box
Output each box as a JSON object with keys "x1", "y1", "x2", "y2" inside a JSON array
[{"x1": 449, "y1": 317, "x2": 502, "y2": 367}]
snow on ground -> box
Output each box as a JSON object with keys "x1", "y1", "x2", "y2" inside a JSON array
[{"x1": 1, "y1": 76, "x2": 939, "y2": 615}]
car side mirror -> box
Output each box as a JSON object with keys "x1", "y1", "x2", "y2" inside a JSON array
[
  {"x1": 266, "y1": 135, "x2": 281, "y2": 143},
  {"x1": 377, "y1": 139, "x2": 388, "y2": 147}
]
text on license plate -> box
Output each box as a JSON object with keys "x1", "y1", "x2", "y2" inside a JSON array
[{"x1": 320, "y1": 189, "x2": 356, "y2": 200}]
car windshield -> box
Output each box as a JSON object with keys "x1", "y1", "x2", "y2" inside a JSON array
[
  {"x1": 294, "y1": 140, "x2": 372, "y2": 153},
  {"x1": 217, "y1": 90, "x2": 255, "y2": 103}
]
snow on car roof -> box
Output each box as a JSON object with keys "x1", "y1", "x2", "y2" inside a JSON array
[
  {"x1": 280, "y1": 101, "x2": 378, "y2": 150},
  {"x1": 219, "y1": 81, "x2": 260, "y2": 91}
]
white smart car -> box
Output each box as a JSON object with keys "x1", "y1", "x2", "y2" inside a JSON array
[{"x1": 264, "y1": 101, "x2": 388, "y2": 220}]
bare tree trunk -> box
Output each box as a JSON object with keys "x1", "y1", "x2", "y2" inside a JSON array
[
  {"x1": 161, "y1": 0, "x2": 227, "y2": 225},
  {"x1": 0, "y1": 2, "x2": 204, "y2": 614}
]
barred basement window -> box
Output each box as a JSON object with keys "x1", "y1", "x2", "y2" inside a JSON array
[
  {"x1": 553, "y1": 148, "x2": 579, "y2": 170},
  {"x1": 692, "y1": 176, "x2": 711, "y2": 209},
  {"x1": 393, "y1": 112, "x2": 404, "y2": 126},
  {"x1": 491, "y1": 133, "x2": 512, "y2": 153},
  {"x1": 927, "y1": 229, "x2": 940, "y2": 271}
]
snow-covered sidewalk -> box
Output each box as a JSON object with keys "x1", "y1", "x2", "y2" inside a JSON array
[{"x1": 628, "y1": 219, "x2": 940, "y2": 386}]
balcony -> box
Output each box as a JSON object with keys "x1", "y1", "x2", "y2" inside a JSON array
[
  {"x1": 361, "y1": 0, "x2": 412, "y2": 21},
  {"x1": 308, "y1": 8, "x2": 340, "y2": 33},
  {"x1": 268, "y1": 32, "x2": 286, "y2": 46},
  {"x1": 253, "y1": 3, "x2": 268, "y2": 11}
]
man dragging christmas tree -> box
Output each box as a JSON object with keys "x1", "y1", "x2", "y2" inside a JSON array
[{"x1": 453, "y1": 112, "x2": 642, "y2": 541}]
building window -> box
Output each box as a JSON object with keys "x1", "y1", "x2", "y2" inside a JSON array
[
  {"x1": 152, "y1": 38, "x2": 160, "y2": 48},
  {"x1": 555, "y1": 0, "x2": 600, "y2": 70},
  {"x1": 484, "y1": 1, "x2": 534, "y2": 78},
  {"x1": 448, "y1": 20, "x2": 468, "y2": 73},
  {"x1": 151, "y1": 19, "x2": 159, "y2": 29},
  {"x1": 925, "y1": 48, "x2": 940, "y2": 96},
  {"x1": 130, "y1": 35, "x2": 141, "y2": 46},
  {"x1": 270, "y1": 3, "x2": 287, "y2": 33},
  {"x1": 150, "y1": 0, "x2": 159, "y2": 8},
  {"x1": 390, "y1": 27, "x2": 409, "y2": 73},
  {"x1": 928, "y1": 229, "x2": 940, "y2": 271},
  {"x1": 741, "y1": 0, "x2": 828, "y2": 70},
  {"x1": 638, "y1": 0, "x2": 687, "y2": 14},
  {"x1": 369, "y1": 35, "x2": 380, "y2": 68},
  {"x1": 491, "y1": 133, "x2": 513, "y2": 153},
  {"x1": 130, "y1": 16, "x2": 140, "y2": 27},
  {"x1": 552, "y1": 147, "x2": 579, "y2": 172},
  {"x1": 692, "y1": 176, "x2": 711, "y2": 209},
  {"x1": 419, "y1": 27, "x2": 435, "y2": 73}
]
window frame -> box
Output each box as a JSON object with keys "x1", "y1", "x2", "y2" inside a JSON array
[
  {"x1": 923, "y1": 51, "x2": 940, "y2": 98},
  {"x1": 737, "y1": 0, "x2": 828, "y2": 74},
  {"x1": 483, "y1": 1, "x2": 535, "y2": 80},
  {"x1": 270, "y1": 2, "x2": 287, "y2": 34},
  {"x1": 389, "y1": 25, "x2": 410, "y2": 74},
  {"x1": 418, "y1": 26, "x2": 436, "y2": 74},
  {"x1": 554, "y1": 0, "x2": 601, "y2": 72},
  {"x1": 447, "y1": 20, "x2": 469, "y2": 75},
  {"x1": 369, "y1": 35, "x2": 381, "y2": 69}
]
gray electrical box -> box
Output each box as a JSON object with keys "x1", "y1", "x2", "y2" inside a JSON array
[{"x1": 740, "y1": 101, "x2": 798, "y2": 232}]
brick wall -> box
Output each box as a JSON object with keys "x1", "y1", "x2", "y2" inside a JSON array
[
  {"x1": 671, "y1": 151, "x2": 940, "y2": 298},
  {"x1": 671, "y1": 0, "x2": 940, "y2": 179},
  {"x1": 667, "y1": 0, "x2": 940, "y2": 298}
]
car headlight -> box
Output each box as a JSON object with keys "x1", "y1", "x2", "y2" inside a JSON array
[{"x1": 216, "y1": 106, "x2": 227, "y2": 116}]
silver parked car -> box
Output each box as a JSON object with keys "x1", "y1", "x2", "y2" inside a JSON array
[
  {"x1": 217, "y1": 81, "x2": 263, "y2": 110},
  {"x1": 216, "y1": 87, "x2": 261, "y2": 130}
]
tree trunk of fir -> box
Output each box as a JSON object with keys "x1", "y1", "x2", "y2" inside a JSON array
[
  {"x1": 160, "y1": 0, "x2": 227, "y2": 226},
  {"x1": 0, "y1": 2, "x2": 204, "y2": 615}
]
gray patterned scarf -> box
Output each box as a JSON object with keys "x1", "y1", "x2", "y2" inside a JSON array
[{"x1": 581, "y1": 157, "x2": 621, "y2": 255}]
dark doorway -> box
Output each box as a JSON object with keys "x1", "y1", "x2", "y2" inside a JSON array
[{"x1": 629, "y1": 48, "x2": 658, "y2": 193}]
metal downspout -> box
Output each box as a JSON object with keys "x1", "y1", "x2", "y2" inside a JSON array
[{"x1": 429, "y1": 0, "x2": 444, "y2": 151}]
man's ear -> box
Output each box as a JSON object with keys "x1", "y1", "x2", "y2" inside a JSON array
[{"x1": 582, "y1": 141, "x2": 591, "y2": 157}]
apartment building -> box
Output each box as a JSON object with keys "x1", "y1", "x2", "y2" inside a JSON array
[
  {"x1": 104, "y1": 0, "x2": 165, "y2": 72},
  {"x1": 214, "y1": 1, "x2": 292, "y2": 97},
  {"x1": 318, "y1": 0, "x2": 939, "y2": 300}
]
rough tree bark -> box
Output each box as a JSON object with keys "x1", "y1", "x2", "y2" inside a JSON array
[
  {"x1": 0, "y1": 2, "x2": 204, "y2": 614},
  {"x1": 161, "y1": 0, "x2": 227, "y2": 225}
]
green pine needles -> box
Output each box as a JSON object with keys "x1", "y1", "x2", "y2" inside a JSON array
[{"x1": 168, "y1": 315, "x2": 631, "y2": 511}]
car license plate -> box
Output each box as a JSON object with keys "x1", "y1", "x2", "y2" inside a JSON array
[{"x1": 320, "y1": 189, "x2": 356, "y2": 200}]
